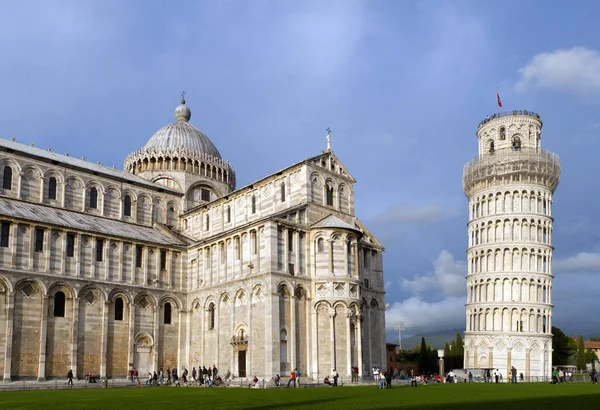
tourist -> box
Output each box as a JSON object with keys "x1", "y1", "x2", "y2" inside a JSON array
[
  {"x1": 274, "y1": 374, "x2": 281, "y2": 387},
  {"x1": 351, "y1": 366, "x2": 358, "y2": 382},
  {"x1": 133, "y1": 368, "x2": 139, "y2": 383},
  {"x1": 324, "y1": 376, "x2": 331, "y2": 386},
  {"x1": 385, "y1": 370, "x2": 392, "y2": 389},
  {"x1": 192, "y1": 367, "x2": 197, "y2": 382},
  {"x1": 225, "y1": 369, "x2": 231, "y2": 382},
  {"x1": 332, "y1": 369, "x2": 339, "y2": 387},
  {"x1": 159, "y1": 368, "x2": 164, "y2": 385},
  {"x1": 287, "y1": 368, "x2": 297, "y2": 388},
  {"x1": 295, "y1": 368, "x2": 301, "y2": 386},
  {"x1": 410, "y1": 370, "x2": 418, "y2": 387},
  {"x1": 511, "y1": 366, "x2": 517, "y2": 383},
  {"x1": 67, "y1": 369, "x2": 73, "y2": 386},
  {"x1": 494, "y1": 369, "x2": 499, "y2": 384},
  {"x1": 468, "y1": 371, "x2": 473, "y2": 383},
  {"x1": 378, "y1": 371, "x2": 385, "y2": 389},
  {"x1": 167, "y1": 368, "x2": 171, "y2": 385}
]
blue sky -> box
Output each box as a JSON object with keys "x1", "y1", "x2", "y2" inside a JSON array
[{"x1": 1, "y1": 0, "x2": 599, "y2": 337}]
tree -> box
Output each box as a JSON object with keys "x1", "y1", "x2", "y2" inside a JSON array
[
  {"x1": 590, "y1": 336, "x2": 600, "y2": 342},
  {"x1": 455, "y1": 333, "x2": 465, "y2": 369},
  {"x1": 577, "y1": 335, "x2": 586, "y2": 370},
  {"x1": 586, "y1": 349, "x2": 598, "y2": 370},
  {"x1": 552, "y1": 326, "x2": 577, "y2": 365},
  {"x1": 418, "y1": 337, "x2": 429, "y2": 373},
  {"x1": 450, "y1": 340, "x2": 457, "y2": 370}
]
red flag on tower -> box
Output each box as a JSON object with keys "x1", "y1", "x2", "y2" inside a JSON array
[{"x1": 497, "y1": 91, "x2": 502, "y2": 108}]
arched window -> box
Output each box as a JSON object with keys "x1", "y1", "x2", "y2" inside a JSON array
[
  {"x1": 123, "y1": 195, "x2": 132, "y2": 216},
  {"x1": 205, "y1": 214, "x2": 210, "y2": 231},
  {"x1": 53, "y1": 291, "x2": 66, "y2": 317},
  {"x1": 251, "y1": 195, "x2": 256, "y2": 214},
  {"x1": 208, "y1": 303, "x2": 215, "y2": 330},
  {"x1": 164, "y1": 302, "x2": 172, "y2": 325},
  {"x1": 499, "y1": 127, "x2": 506, "y2": 140},
  {"x1": 489, "y1": 140, "x2": 495, "y2": 153},
  {"x1": 115, "y1": 297, "x2": 124, "y2": 321},
  {"x1": 326, "y1": 185, "x2": 334, "y2": 206},
  {"x1": 90, "y1": 187, "x2": 98, "y2": 209},
  {"x1": 2, "y1": 166, "x2": 12, "y2": 190},
  {"x1": 226, "y1": 206, "x2": 231, "y2": 223},
  {"x1": 280, "y1": 182, "x2": 286, "y2": 202},
  {"x1": 512, "y1": 136, "x2": 521, "y2": 151},
  {"x1": 317, "y1": 238, "x2": 325, "y2": 253},
  {"x1": 48, "y1": 177, "x2": 57, "y2": 200}
]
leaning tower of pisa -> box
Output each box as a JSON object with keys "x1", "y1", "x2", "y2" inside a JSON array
[{"x1": 462, "y1": 110, "x2": 560, "y2": 380}]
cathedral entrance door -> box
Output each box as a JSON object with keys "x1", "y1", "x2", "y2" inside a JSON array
[{"x1": 238, "y1": 350, "x2": 247, "y2": 378}]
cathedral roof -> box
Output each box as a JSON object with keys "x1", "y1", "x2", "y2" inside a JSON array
[
  {"x1": 0, "y1": 138, "x2": 180, "y2": 195},
  {"x1": 311, "y1": 214, "x2": 359, "y2": 231},
  {"x1": 141, "y1": 98, "x2": 222, "y2": 159},
  {"x1": 0, "y1": 197, "x2": 184, "y2": 246}
]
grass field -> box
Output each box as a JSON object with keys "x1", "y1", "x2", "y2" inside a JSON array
[{"x1": 0, "y1": 383, "x2": 599, "y2": 410}]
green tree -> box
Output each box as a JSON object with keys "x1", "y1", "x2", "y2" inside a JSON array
[
  {"x1": 577, "y1": 335, "x2": 586, "y2": 370},
  {"x1": 418, "y1": 337, "x2": 429, "y2": 373},
  {"x1": 585, "y1": 349, "x2": 598, "y2": 370},
  {"x1": 455, "y1": 333, "x2": 465, "y2": 368},
  {"x1": 552, "y1": 326, "x2": 577, "y2": 365},
  {"x1": 450, "y1": 340, "x2": 457, "y2": 370}
]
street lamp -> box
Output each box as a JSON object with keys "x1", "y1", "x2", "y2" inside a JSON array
[{"x1": 394, "y1": 321, "x2": 405, "y2": 351}]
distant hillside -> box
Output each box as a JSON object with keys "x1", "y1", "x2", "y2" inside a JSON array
[{"x1": 386, "y1": 329, "x2": 463, "y2": 350}]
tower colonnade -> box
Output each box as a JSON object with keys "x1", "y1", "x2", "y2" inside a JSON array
[{"x1": 463, "y1": 110, "x2": 560, "y2": 379}]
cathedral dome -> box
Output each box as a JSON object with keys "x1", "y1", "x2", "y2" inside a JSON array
[{"x1": 142, "y1": 98, "x2": 221, "y2": 159}]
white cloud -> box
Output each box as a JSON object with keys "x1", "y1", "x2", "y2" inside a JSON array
[
  {"x1": 516, "y1": 47, "x2": 600, "y2": 94},
  {"x1": 553, "y1": 252, "x2": 600, "y2": 274},
  {"x1": 402, "y1": 250, "x2": 466, "y2": 296},
  {"x1": 385, "y1": 296, "x2": 465, "y2": 334},
  {"x1": 372, "y1": 203, "x2": 451, "y2": 224}
]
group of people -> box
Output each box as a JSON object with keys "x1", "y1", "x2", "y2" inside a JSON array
[
  {"x1": 323, "y1": 369, "x2": 339, "y2": 387},
  {"x1": 129, "y1": 365, "x2": 229, "y2": 387}
]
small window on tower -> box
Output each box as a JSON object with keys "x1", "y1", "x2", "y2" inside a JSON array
[
  {"x1": 499, "y1": 127, "x2": 506, "y2": 140},
  {"x1": 512, "y1": 136, "x2": 521, "y2": 151},
  {"x1": 489, "y1": 140, "x2": 495, "y2": 153}
]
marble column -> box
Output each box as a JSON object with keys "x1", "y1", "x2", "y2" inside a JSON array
[
  {"x1": 525, "y1": 348, "x2": 531, "y2": 378},
  {"x1": 346, "y1": 313, "x2": 352, "y2": 377},
  {"x1": 290, "y1": 295, "x2": 296, "y2": 370},
  {"x1": 329, "y1": 309, "x2": 336, "y2": 371},
  {"x1": 356, "y1": 314, "x2": 363, "y2": 377},
  {"x1": 37, "y1": 295, "x2": 49, "y2": 381},
  {"x1": 153, "y1": 304, "x2": 160, "y2": 372},
  {"x1": 127, "y1": 302, "x2": 135, "y2": 374},
  {"x1": 100, "y1": 301, "x2": 109, "y2": 378},
  {"x1": 70, "y1": 297, "x2": 80, "y2": 379},
  {"x1": 310, "y1": 308, "x2": 318, "y2": 379},
  {"x1": 3, "y1": 290, "x2": 15, "y2": 382},
  {"x1": 328, "y1": 240, "x2": 333, "y2": 274},
  {"x1": 506, "y1": 348, "x2": 512, "y2": 381},
  {"x1": 75, "y1": 234, "x2": 82, "y2": 277}
]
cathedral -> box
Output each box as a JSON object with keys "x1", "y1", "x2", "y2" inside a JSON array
[{"x1": 0, "y1": 96, "x2": 386, "y2": 381}]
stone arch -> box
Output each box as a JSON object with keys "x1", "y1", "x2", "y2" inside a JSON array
[
  {"x1": 0, "y1": 275, "x2": 11, "y2": 292},
  {"x1": 234, "y1": 289, "x2": 248, "y2": 307},
  {"x1": 47, "y1": 282, "x2": 75, "y2": 298},
  {"x1": 251, "y1": 285, "x2": 265, "y2": 303},
  {"x1": 277, "y1": 282, "x2": 292, "y2": 298},
  {"x1": 158, "y1": 294, "x2": 183, "y2": 310},
  {"x1": 14, "y1": 277, "x2": 47, "y2": 296},
  {"x1": 133, "y1": 292, "x2": 157, "y2": 308}
]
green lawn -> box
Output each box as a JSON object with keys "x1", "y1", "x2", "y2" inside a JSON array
[{"x1": 0, "y1": 383, "x2": 599, "y2": 410}]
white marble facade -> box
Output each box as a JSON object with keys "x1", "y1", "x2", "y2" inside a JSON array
[
  {"x1": 462, "y1": 111, "x2": 561, "y2": 378},
  {"x1": 0, "y1": 98, "x2": 385, "y2": 381}
]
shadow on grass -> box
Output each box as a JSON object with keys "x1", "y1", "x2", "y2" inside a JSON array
[
  {"x1": 368, "y1": 392, "x2": 600, "y2": 409},
  {"x1": 243, "y1": 397, "x2": 339, "y2": 410}
]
